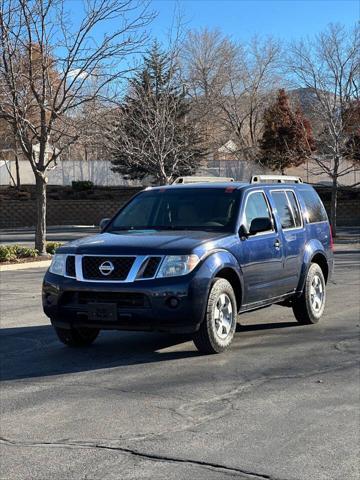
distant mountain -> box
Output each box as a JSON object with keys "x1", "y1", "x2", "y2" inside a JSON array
[
  {"x1": 288, "y1": 87, "x2": 329, "y2": 134},
  {"x1": 289, "y1": 88, "x2": 319, "y2": 110}
]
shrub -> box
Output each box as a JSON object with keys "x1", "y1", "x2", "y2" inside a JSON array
[
  {"x1": 0, "y1": 243, "x2": 60, "y2": 262},
  {"x1": 14, "y1": 246, "x2": 38, "y2": 258},
  {"x1": 46, "y1": 242, "x2": 62, "y2": 255},
  {"x1": 71, "y1": 180, "x2": 94, "y2": 191},
  {"x1": 0, "y1": 245, "x2": 38, "y2": 263},
  {"x1": 0, "y1": 245, "x2": 17, "y2": 262}
]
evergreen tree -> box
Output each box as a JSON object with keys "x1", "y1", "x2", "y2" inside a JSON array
[
  {"x1": 110, "y1": 43, "x2": 206, "y2": 184},
  {"x1": 259, "y1": 89, "x2": 315, "y2": 173}
]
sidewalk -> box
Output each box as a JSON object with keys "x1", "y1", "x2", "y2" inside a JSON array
[
  {"x1": 0, "y1": 225, "x2": 98, "y2": 246},
  {"x1": 334, "y1": 226, "x2": 360, "y2": 245}
]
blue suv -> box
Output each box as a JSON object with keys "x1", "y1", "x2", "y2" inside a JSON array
[{"x1": 43, "y1": 175, "x2": 334, "y2": 354}]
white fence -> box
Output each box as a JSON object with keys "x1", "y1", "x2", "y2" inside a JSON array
[
  {"x1": 0, "y1": 157, "x2": 358, "y2": 187},
  {"x1": 0, "y1": 159, "x2": 143, "y2": 186}
]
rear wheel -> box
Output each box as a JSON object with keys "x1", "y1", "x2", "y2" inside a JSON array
[
  {"x1": 292, "y1": 263, "x2": 326, "y2": 325},
  {"x1": 193, "y1": 278, "x2": 237, "y2": 354},
  {"x1": 54, "y1": 325, "x2": 99, "y2": 347}
]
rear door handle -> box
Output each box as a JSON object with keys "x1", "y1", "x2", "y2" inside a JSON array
[{"x1": 274, "y1": 239, "x2": 281, "y2": 249}]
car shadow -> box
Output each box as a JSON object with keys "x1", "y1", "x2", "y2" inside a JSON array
[
  {"x1": 1, "y1": 320, "x2": 303, "y2": 382},
  {"x1": 0, "y1": 325, "x2": 197, "y2": 382}
]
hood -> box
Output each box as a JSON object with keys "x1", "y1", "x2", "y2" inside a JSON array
[{"x1": 58, "y1": 230, "x2": 233, "y2": 256}]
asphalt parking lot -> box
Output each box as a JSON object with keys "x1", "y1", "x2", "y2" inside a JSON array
[{"x1": 0, "y1": 245, "x2": 359, "y2": 480}]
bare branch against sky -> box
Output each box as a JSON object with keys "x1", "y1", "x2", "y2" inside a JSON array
[{"x1": 0, "y1": 0, "x2": 154, "y2": 252}]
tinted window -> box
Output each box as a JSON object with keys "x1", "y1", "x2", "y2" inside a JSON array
[
  {"x1": 272, "y1": 191, "x2": 295, "y2": 229},
  {"x1": 115, "y1": 195, "x2": 158, "y2": 227},
  {"x1": 286, "y1": 191, "x2": 302, "y2": 227},
  {"x1": 109, "y1": 188, "x2": 239, "y2": 232},
  {"x1": 300, "y1": 189, "x2": 328, "y2": 223},
  {"x1": 244, "y1": 192, "x2": 272, "y2": 231}
]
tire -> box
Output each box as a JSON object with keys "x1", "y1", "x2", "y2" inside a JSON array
[
  {"x1": 293, "y1": 263, "x2": 326, "y2": 325},
  {"x1": 193, "y1": 278, "x2": 237, "y2": 354},
  {"x1": 54, "y1": 325, "x2": 99, "y2": 347}
]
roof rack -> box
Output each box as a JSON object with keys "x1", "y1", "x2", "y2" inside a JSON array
[
  {"x1": 250, "y1": 175, "x2": 303, "y2": 184},
  {"x1": 173, "y1": 176, "x2": 234, "y2": 184}
]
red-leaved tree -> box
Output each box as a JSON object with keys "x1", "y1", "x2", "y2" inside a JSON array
[{"x1": 259, "y1": 89, "x2": 315, "y2": 173}]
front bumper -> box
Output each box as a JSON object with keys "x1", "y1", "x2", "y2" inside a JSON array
[{"x1": 42, "y1": 270, "x2": 210, "y2": 334}]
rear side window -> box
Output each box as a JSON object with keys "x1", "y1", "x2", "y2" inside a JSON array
[
  {"x1": 272, "y1": 191, "x2": 295, "y2": 229},
  {"x1": 286, "y1": 191, "x2": 302, "y2": 227},
  {"x1": 300, "y1": 189, "x2": 328, "y2": 223},
  {"x1": 244, "y1": 191, "x2": 272, "y2": 231}
]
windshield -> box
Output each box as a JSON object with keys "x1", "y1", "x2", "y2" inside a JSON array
[{"x1": 107, "y1": 188, "x2": 240, "y2": 232}]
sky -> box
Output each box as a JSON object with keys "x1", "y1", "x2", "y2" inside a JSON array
[
  {"x1": 149, "y1": 0, "x2": 359, "y2": 43},
  {"x1": 60, "y1": 0, "x2": 358, "y2": 86}
]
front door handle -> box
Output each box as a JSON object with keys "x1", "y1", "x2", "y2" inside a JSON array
[{"x1": 274, "y1": 239, "x2": 281, "y2": 249}]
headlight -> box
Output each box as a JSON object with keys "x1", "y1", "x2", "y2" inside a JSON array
[
  {"x1": 157, "y1": 254, "x2": 200, "y2": 278},
  {"x1": 49, "y1": 254, "x2": 67, "y2": 276}
]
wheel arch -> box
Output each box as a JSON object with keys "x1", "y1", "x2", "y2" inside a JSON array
[
  {"x1": 200, "y1": 250, "x2": 244, "y2": 312},
  {"x1": 214, "y1": 267, "x2": 243, "y2": 311},
  {"x1": 297, "y1": 241, "x2": 330, "y2": 294},
  {"x1": 311, "y1": 252, "x2": 329, "y2": 283}
]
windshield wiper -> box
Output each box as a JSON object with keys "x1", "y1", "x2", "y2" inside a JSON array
[
  {"x1": 109, "y1": 226, "x2": 184, "y2": 232},
  {"x1": 109, "y1": 225, "x2": 224, "y2": 232}
]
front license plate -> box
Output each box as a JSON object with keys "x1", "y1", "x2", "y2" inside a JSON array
[{"x1": 88, "y1": 303, "x2": 117, "y2": 321}]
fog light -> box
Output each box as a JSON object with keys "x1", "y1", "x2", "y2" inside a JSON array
[{"x1": 167, "y1": 297, "x2": 180, "y2": 308}]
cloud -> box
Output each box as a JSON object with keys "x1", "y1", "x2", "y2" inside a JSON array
[{"x1": 68, "y1": 69, "x2": 89, "y2": 80}]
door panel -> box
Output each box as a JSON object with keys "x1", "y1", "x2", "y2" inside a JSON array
[
  {"x1": 237, "y1": 232, "x2": 284, "y2": 304},
  {"x1": 270, "y1": 190, "x2": 305, "y2": 291},
  {"x1": 233, "y1": 190, "x2": 285, "y2": 305},
  {"x1": 280, "y1": 229, "x2": 305, "y2": 290}
]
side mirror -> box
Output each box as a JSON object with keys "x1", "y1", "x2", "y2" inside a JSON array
[
  {"x1": 238, "y1": 224, "x2": 249, "y2": 239},
  {"x1": 249, "y1": 217, "x2": 272, "y2": 235},
  {"x1": 99, "y1": 217, "x2": 110, "y2": 231}
]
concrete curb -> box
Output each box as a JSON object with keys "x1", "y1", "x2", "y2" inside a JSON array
[
  {"x1": 0, "y1": 260, "x2": 51, "y2": 272},
  {"x1": 0, "y1": 225, "x2": 97, "y2": 234}
]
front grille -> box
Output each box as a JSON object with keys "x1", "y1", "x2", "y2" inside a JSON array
[
  {"x1": 141, "y1": 257, "x2": 161, "y2": 278},
  {"x1": 82, "y1": 256, "x2": 135, "y2": 280},
  {"x1": 66, "y1": 255, "x2": 76, "y2": 277},
  {"x1": 60, "y1": 291, "x2": 150, "y2": 308}
]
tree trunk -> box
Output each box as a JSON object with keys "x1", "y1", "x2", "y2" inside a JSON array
[
  {"x1": 330, "y1": 176, "x2": 338, "y2": 237},
  {"x1": 35, "y1": 174, "x2": 47, "y2": 255},
  {"x1": 15, "y1": 154, "x2": 21, "y2": 188},
  {"x1": 157, "y1": 167, "x2": 169, "y2": 185}
]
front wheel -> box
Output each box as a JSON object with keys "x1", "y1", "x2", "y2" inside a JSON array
[
  {"x1": 193, "y1": 278, "x2": 237, "y2": 354},
  {"x1": 292, "y1": 263, "x2": 326, "y2": 325},
  {"x1": 54, "y1": 325, "x2": 100, "y2": 347}
]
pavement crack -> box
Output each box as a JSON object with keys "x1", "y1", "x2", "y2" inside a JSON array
[
  {"x1": 176, "y1": 359, "x2": 358, "y2": 425},
  {"x1": 0, "y1": 436, "x2": 286, "y2": 480}
]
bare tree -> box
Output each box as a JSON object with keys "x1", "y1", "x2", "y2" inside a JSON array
[
  {"x1": 182, "y1": 28, "x2": 237, "y2": 103},
  {"x1": 0, "y1": 0, "x2": 152, "y2": 253},
  {"x1": 181, "y1": 28, "x2": 239, "y2": 154},
  {"x1": 182, "y1": 29, "x2": 282, "y2": 165},
  {"x1": 288, "y1": 23, "x2": 360, "y2": 235},
  {"x1": 220, "y1": 36, "x2": 282, "y2": 154}
]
